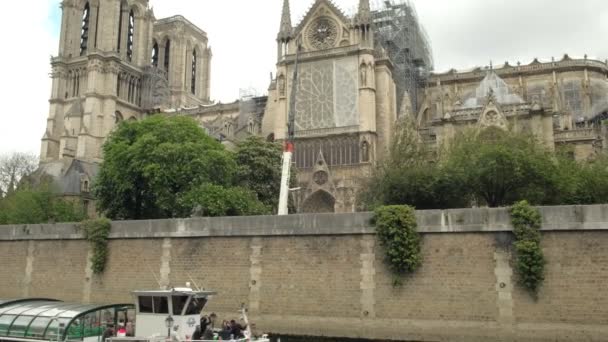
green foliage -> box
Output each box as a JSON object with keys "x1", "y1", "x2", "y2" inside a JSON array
[
  {"x1": 178, "y1": 184, "x2": 268, "y2": 217},
  {"x1": 364, "y1": 125, "x2": 608, "y2": 210},
  {"x1": 0, "y1": 185, "x2": 86, "y2": 225},
  {"x1": 514, "y1": 241, "x2": 546, "y2": 293},
  {"x1": 510, "y1": 200, "x2": 542, "y2": 243},
  {"x1": 374, "y1": 205, "x2": 422, "y2": 279},
  {"x1": 80, "y1": 218, "x2": 111, "y2": 274},
  {"x1": 510, "y1": 201, "x2": 545, "y2": 294},
  {"x1": 94, "y1": 115, "x2": 261, "y2": 220},
  {"x1": 235, "y1": 136, "x2": 296, "y2": 213},
  {"x1": 551, "y1": 152, "x2": 608, "y2": 205},
  {"x1": 444, "y1": 129, "x2": 557, "y2": 207},
  {"x1": 362, "y1": 119, "x2": 468, "y2": 210}
]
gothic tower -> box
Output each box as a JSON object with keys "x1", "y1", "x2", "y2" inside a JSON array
[
  {"x1": 262, "y1": 0, "x2": 398, "y2": 213},
  {"x1": 38, "y1": 0, "x2": 212, "y2": 215},
  {"x1": 41, "y1": 0, "x2": 156, "y2": 164}
]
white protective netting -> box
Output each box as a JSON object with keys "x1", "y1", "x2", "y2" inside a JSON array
[{"x1": 463, "y1": 71, "x2": 524, "y2": 108}]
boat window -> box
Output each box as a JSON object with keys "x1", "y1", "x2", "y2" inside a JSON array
[
  {"x1": 172, "y1": 296, "x2": 188, "y2": 316},
  {"x1": 66, "y1": 318, "x2": 83, "y2": 340},
  {"x1": 184, "y1": 298, "x2": 207, "y2": 316},
  {"x1": 44, "y1": 318, "x2": 70, "y2": 340},
  {"x1": 0, "y1": 315, "x2": 17, "y2": 334},
  {"x1": 80, "y1": 311, "x2": 103, "y2": 338},
  {"x1": 25, "y1": 317, "x2": 51, "y2": 338},
  {"x1": 138, "y1": 297, "x2": 153, "y2": 313},
  {"x1": 153, "y1": 297, "x2": 168, "y2": 314},
  {"x1": 8, "y1": 315, "x2": 35, "y2": 337}
]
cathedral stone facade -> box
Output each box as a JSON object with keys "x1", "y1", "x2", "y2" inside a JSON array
[
  {"x1": 38, "y1": 0, "x2": 608, "y2": 215},
  {"x1": 418, "y1": 57, "x2": 608, "y2": 161}
]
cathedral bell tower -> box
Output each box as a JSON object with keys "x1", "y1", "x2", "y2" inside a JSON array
[{"x1": 41, "y1": 0, "x2": 155, "y2": 163}]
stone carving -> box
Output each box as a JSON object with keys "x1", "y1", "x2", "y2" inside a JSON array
[
  {"x1": 141, "y1": 66, "x2": 170, "y2": 110},
  {"x1": 361, "y1": 141, "x2": 370, "y2": 162},
  {"x1": 313, "y1": 170, "x2": 328, "y2": 186},
  {"x1": 307, "y1": 17, "x2": 338, "y2": 50},
  {"x1": 360, "y1": 63, "x2": 367, "y2": 86}
]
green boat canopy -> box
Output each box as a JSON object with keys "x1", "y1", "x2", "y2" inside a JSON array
[{"x1": 0, "y1": 299, "x2": 134, "y2": 341}]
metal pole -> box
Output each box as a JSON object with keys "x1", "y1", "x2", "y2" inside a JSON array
[{"x1": 278, "y1": 43, "x2": 302, "y2": 216}]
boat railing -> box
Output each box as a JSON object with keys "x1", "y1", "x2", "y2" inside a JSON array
[{"x1": 107, "y1": 338, "x2": 264, "y2": 342}]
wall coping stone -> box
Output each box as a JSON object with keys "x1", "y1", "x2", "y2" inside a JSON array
[{"x1": 1, "y1": 204, "x2": 608, "y2": 241}]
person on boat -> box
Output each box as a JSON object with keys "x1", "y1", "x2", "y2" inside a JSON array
[
  {"x1": 125, "y1": 321, "x2": 134, "y2": 337},
  {"x1": 201, "y1": 324, "x2": 214, "y2": 341},
  {"x1": 218, "y1": 321, "x2": 231, "y2": 340},
  {"x1": 230, "y1": 319, "x2": 246, "y2": 339},
  {"x1": 116, "y1": 322, "x2": 127, "y2": 337},
  {"x1": 191, "y1": 325, "x2": 202, "y2": 341},
  {"x1": 101, "y1": 324, "x2": 115, "y2": 341},
  {"x1": 200, "y1": 312, "x2": 217, "y2": 336}
]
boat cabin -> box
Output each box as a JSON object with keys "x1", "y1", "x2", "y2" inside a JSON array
[{"x1": 132, "y1": 288, "x2": 215, "y2": 340}]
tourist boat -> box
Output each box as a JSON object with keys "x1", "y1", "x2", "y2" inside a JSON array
[{"x1": 0, "y1": 285, "x2": 269, "y2": 342}]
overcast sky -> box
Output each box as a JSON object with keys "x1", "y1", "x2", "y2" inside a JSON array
[{"x1": 0, "y1": 0, "x2": 606, "y2": 155}]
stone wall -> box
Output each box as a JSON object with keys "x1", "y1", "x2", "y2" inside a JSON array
[{"x1": 1, "y1": 205, "x2": 608, "y2": 341}]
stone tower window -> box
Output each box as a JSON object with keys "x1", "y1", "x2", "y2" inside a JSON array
[
  {"x1": 191, "y1": 50, "x2": 197, "y2": 95},
  {"x1": 79, "y1": 3, "x2": 90, "y2": 56},
  {"x1": 127, "y1": 10, "x2": 135, "y2": 62},
  {"x1": 151, "y1": 42, "x2": 159, "y2": 67},
  {"x1": 164, "y1": 40, "x2": 171, "y2": 72}
]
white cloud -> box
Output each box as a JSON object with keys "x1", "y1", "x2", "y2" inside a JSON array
[
  {"x1": 0, "y1": 0, "x2": 606, "y2": 155},
  {"x1": 0, "y1": 0, "x2": 58, "y2": 155}
]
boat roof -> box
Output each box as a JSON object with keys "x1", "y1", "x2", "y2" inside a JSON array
[
  {"x1": 0, "y1": 298, "x2": 133, "y2": 341},
  {"x1": 132, "y1": 288, "x2": 217, "y2": 297}
]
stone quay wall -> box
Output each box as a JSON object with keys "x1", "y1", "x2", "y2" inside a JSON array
[{"x1": 1, "y1": 205, "x2": 608, "y2": 341}]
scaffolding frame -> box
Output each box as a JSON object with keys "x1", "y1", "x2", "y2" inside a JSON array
[{"x1": 371, "y1": 0, "x2": 434, "y2": 114}]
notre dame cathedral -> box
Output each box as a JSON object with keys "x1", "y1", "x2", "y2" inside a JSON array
[{"x1": 38, "y1": 0, "x2": 608, "y2": 216}]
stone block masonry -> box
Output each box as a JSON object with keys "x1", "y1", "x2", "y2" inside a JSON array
[{"x1": 1, "y1": 205, "x2": 608, "y2": 341}]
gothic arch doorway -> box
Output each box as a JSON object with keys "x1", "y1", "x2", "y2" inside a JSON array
[{"x1": 301, "y1": 190, "x2": 335, "y2": 213}]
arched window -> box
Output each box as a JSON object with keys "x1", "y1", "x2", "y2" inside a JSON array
[
  {"x1": 80, "y1": 3, "x2": 90, "y2": 56},
  {"x1": 151, "y1": 42, "x2": 159, "y2": 66},
  {"x1": 164, "y1": 40, "x2": 171, "y2": 72},
  {"x1": 127, "y1": 10, "x2": 135, "y2": 62},
  {"x1": 117, "y1": 1, "x2": 127, "y2": 52},
  {"x1": 191, "y1": 50, "x2": 197, "y2": 95}
]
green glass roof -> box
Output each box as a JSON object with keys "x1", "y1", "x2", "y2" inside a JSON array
[{"x1": 0, "y1": 299, "x2": 134, "y2": 341}]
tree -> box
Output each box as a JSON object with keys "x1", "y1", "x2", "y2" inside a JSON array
[
  {"x1": 234, "y1": 136, "x2": 296, "y2": 213},
  {"x1": 94, "y1": 115, "x2": 265, "y2": 220},
  {"x1": 443, "y1": 128, "x2": 558, "y2": 207},
  {"x1": 0, "y1": 152, "x2": 38, "y2": 197},
  {"x1": 0, "y1": 183, "x2": 85, "y2": 225},
  {"x1": 361, "y1": 119, "x2": 467, "y2": 210},
  {"x1": 363, "y1": 125, "x2": 569, "y2": 209},
  {"x1": 178, "y1": 184, "x2": 268, "y2": 217}
]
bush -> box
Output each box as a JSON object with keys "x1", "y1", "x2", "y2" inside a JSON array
[
  {"x1": 510, "y1": 201, "x2": 545, "y2": 294},
  {"x1": 0, "y1": 187, "x2": 86, "y2": 225},
  {"x1": 514, "y1": 240, "x2": 546, "y2": 292},
  {"x1": 80, "y1": 218, "x2": 112, "y2": 274},
  {"x1": 374, "y1": 205, "x2": 422, "y2": 278}
]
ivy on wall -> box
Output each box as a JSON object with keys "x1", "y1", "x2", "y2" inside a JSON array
[
  {"x1": 374, "y1": 205, "x2": 422, "y2": 285},
  {"x1": 510, "y1": 201, "x2": 545, "y2": 294},
  {"x1": 80, "y1": 218, "x2": 111, "y2": 275}
]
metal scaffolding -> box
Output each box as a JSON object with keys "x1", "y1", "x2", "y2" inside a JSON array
[{"x1": 371, "y1": 0, "x2": 434, "y2": 114}]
